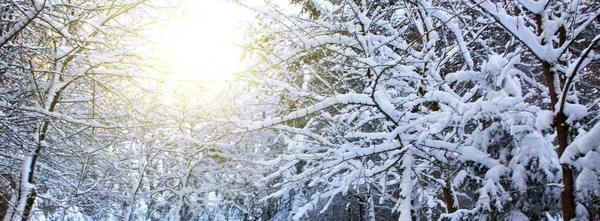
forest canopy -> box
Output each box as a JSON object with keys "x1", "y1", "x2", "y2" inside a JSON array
[{"x1": 0, "y1": 0, "x2": 599, "y2": 220}]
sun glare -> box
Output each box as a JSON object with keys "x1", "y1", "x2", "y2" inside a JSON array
[{"x1": 160, "y1": 0, "x2": 249, "y2": 82}]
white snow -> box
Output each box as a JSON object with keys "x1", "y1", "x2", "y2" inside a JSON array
[
  {"x1": 535, "y1": 110, "x2": 554, "y2": 130},
  {"x1": 239, "y1": 93, "x2": 374, "y2": 131},
  {"x1": 33, "y1": 0, "x2": 45, "y2": 11},
  {"x1": 562, "y1": 103, "x2": 588, "y2": 124},
  {"x1": 575, "y1": 168, "x2": 600, "y2": 201},
  {"x1": 478, "y1": 1, "x2": 552, "y2": 61},
  {"x1": 561, "y1": 122, "x2": 600, "y2": 164},
  {"x1": 509, "y1": 211, "x2": 530, "y2": 221},
  {"x1": 517, "y1": 0, "x2": 548, "y2": 14}
]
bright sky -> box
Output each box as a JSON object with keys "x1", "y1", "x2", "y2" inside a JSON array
[{"x1": 159, "y1": 0, "x2": 253, "y2": 82}]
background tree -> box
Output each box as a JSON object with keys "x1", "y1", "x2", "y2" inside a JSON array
[{"x1": 0, "y1": 0, "x2": 173, "y2": 219}]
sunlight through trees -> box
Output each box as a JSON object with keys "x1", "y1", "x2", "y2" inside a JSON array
[{"x1": 0, "y1": 0, "x2": 599, "y2": 220}]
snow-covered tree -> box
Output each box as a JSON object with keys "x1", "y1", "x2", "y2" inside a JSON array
[
  {"x1": 0, "y1": 0, "x2": 171, "y2": 219},
  {"x1": 240, "y1": 0, "x2": 600, "y2": 220},
  {"x1": 1, "y1": 0, "x2": 598, "y2": 220},
  {"x1": 468, "y1": 0, "x2": 600, "y2": 219}
]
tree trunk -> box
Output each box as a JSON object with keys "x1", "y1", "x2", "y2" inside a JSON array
[
  {"x1": 443, "y1": 179, "x2": 457, "y2": 214},
  {"x1": 557, "y1": 111, "x2": 576, "y2": 220},
  {"x1": 542, "y1": 60, "x2": 576, "y2": 220}
]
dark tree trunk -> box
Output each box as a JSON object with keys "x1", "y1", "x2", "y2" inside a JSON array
[
  {"x1": 443, "y1": 179, "x2": 457, "y2": 214},
  {"x1": 542, "y1": 60, "x2": 576, "y2": 221}
]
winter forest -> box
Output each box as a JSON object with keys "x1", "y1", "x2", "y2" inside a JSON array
[{"x1": 0, "y1": 0, "x2": 599, "y2": 220}]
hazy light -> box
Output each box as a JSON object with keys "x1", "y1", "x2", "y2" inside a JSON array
[{"x1": 160, "y1": 0, "x2": 250, "y2": 82}]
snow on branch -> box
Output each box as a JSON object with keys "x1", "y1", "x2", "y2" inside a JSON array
[
  {"x1": 0, "y1": 0, "x2": 46, "y2": 48},
  {"x1": 560, "y1": 122, "x2": 600, "y2": 165},
  {"x1": 274, "y1": 125, "x2": 338, "y2": 147},
  {"x1": 235, "y1": 94, "x2": 374, "y2": 132},
  {"x1": 476, "y1": 0, "x2": 549, "y2": 61},
  {"x1": 517, "y1": 0, "x2": 549, "y2": 15},
  {"x1": 0, "y1": 102, "x2": 110, "y2": 129},
  {"x1": 550, "y1": 35, "x2": 600, "y2": 125},
  {"x1": 421, "y1": 0, "x2": 474, "y2": 69}
]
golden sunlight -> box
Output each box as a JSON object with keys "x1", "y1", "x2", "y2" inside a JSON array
[{"x1": 160, "y1": 0, "x2": 249, "y2": 82}]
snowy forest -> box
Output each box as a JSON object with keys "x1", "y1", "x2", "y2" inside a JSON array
[{"x1": 0, "y1": 0, "x2": 599, "y2": 220}]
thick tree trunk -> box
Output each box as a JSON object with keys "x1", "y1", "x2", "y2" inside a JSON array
[
  {"x1": 12, "y1": 154, "x2": 38, "y2": 221},
  {"x1": 556, "y1": 110, "x2": 576, "y2": 220},
  {"x1": 560, "y1": 164, "x2": 576, "y2": 220},
  {"x1": 13, "y1": 81, "x2": 57, "y2": 220},
  {"x1": 542, "y1": 60, "x2": 576, "y2": 220}
]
